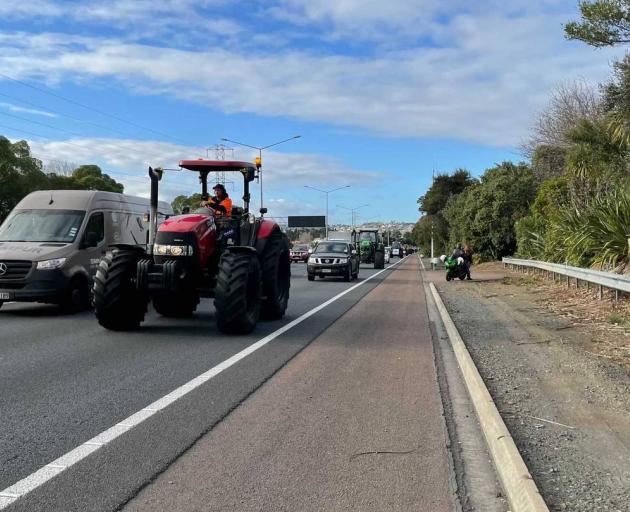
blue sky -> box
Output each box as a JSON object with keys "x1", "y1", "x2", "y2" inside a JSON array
[{"x1": 0, "y1": 0, "x2": 621, "y2": 223}]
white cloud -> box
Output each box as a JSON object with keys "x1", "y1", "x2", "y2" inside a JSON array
[
  {"x1": 26, "y1": 137, "x2": 379, "y2": 206},
  {"x1": 0, "y1": 1, "x2": 622, "y2": 147},
  {"x1": 0, "y1": 102, "x2": 57, "y2": 118},
  {"x1": 0, "y1": 20, "x2": 619, "y2": 147}
]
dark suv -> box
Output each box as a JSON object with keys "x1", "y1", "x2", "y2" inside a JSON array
[{"x1": 307, "y1": 241, "x2": 359, "y2": 282}]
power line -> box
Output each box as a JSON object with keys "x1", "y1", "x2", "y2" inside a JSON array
[
  {"x1": 0, "y1": 122, "x2": 197, "y2": 192},
  {"x1": 0, "y1": 110, "x2": 178, "y2": 158},
  {"x1": 0, "y1": 91, "x2": 137, "y2": 140},
  {"x1": 0, "y1": 72, "x2": 195, "y2": 147}
]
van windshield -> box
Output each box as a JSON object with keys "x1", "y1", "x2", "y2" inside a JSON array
[{"x1": 0, "y1": 209, "x2": 86, "y2": 243}]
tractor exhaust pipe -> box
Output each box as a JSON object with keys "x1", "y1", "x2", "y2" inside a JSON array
[{"x1": 148, "y1": 167, "x2": 163, "y2": 250}]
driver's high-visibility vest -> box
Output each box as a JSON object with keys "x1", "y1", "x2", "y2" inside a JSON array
[{"x1": 209, "y1": 196, "x2": 233, "y2": 217}]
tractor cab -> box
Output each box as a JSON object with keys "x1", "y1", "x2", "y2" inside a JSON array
[{"x1": 163, "y1": 159, "x2": 261, "y2": 249}]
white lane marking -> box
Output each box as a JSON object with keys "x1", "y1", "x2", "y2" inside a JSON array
[{"x1": 0, "y1": 257, "x2": 407, "y2": 509}]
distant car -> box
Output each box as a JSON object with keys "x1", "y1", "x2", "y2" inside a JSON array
[
  {"x1": 290, "y1": 244, "x2": 310, "y2": 263},
  {"x1": 307, "y1": 241, "x2": 359, "y2": 282},
  {"x1": 391, "y1": 243, "x2": 403, "y2": 258}
]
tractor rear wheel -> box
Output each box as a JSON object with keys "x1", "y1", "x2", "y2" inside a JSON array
[
  {"x1": 260, "y1": 231, "x2": 291, "y2": 320},
  {"x1": 153, "y1": 292, "x2": 199, "y2": 317},
  {"x1": 93, "y1": 249, "x2": 148, "y2": 330},
  {"x1": 374, "y1": 250, "x2": 385, "y2": 269},
  {"x1": 215, "y1": 252, "x2": 261, "y2": 334}
]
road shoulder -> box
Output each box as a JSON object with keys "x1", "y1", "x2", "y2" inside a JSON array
[{"x1": 433, "y1": 272, "x2": 630, "y2": 511}]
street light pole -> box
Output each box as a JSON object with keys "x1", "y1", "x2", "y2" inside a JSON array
[
  {"x1": 336, "y1": 204, "x2": 369, "y2": 229},
  {"x1": 221, "y1": 135, "x2": 301, "y2": 216},
  {"x1": 304, "y1": 185, "x2": 351, "y2": 239}
]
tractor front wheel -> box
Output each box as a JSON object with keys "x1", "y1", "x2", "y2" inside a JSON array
[
  {"x1": 215, "y1": 252, "x2": 261, "y2": 334},
  {"x1": 93, "y1": 249, "x2": 148, "y2": 330},
  {"x1": 260, "y1": 231, "x2": 291, "y2": 320}
]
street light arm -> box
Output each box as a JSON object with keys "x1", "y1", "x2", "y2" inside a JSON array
[
  {"x1": 261, "y1": 135, "x2": 301, "y2": 150},
  {"x1": 220, "y1": 138, "x2": 261, "y2": 151},
  {"x1": 304, "y1": 185, "x2": 327, "y2": 194},
  {"x1": 329, "y1": 185, "x2": 351, "y2": 193}
]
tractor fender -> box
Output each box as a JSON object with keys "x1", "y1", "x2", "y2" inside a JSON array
[
  {"x1": 107, "y1": 243, "x2": 147, "y2": 255},
  {"x1": 225, "y1": 246, "x2": 257, "y2": 255},
  {"x1": 255, "y1": 221, "x2": 280, "y2": 255}
]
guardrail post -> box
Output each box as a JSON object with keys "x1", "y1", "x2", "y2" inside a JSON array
[
  {"x1": 599, "y1": 285, "x2": 603, "y2": 300},
  {"x1": 566, "y1": 275, "x2": 570, "y2": 288}
]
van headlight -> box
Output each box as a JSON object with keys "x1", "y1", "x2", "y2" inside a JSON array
[
  {"x1": 154, "y1": 244, "x2": 193, "y2": 256},
  {"x1": 37, "y1": 258, "x2": 67, "y2": 270}
]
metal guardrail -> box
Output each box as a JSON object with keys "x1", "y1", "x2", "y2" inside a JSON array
[{"x1": 502, "y1": 257, "x2": 630, "y2": 299}]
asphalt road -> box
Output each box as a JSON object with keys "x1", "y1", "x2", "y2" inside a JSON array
[
  {"x1": 0, "y1": 258, "x2": 407, "y2": 511},
  {"x1": 123, "y1": 256, "x2": 455, "y2": 512}
]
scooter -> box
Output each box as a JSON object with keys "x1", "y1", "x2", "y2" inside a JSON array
[{"x1": 440, "y1": 255, "x2": 467, "y2": 281}]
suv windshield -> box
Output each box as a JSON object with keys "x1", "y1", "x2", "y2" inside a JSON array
[
  {"x1": 0, "y1": 209, "x2": 86, "y2": 243},
  {"x1": 294, "y1": 245, "x2": 309, "y2": 251},
  {"x1": 315, "y1": 242, "x2": 349, "y2": 254}
]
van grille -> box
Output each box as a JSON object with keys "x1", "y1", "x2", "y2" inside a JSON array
[{"x1": 0, "y1": 260, "x2": 33, "y2": 280}]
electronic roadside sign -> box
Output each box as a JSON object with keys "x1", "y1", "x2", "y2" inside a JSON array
[{"x1": 288, "y1": 216, "x2": 326, "y2": 228}]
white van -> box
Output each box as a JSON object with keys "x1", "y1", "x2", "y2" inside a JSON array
[{"x1": 0, "y1": 190, "x2": 172, "y2": 310}]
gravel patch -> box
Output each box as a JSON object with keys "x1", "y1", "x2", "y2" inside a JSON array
[{"x1": 437, "y1": 279, "x2": 630, "y2": 512}]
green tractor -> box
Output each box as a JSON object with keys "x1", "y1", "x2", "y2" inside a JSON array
[{"x1": 354, "y1": 229, "x2": 385, "y2": 269}]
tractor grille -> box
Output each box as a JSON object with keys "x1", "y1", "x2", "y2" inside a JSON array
[{"x1": 0, "y1": 260, "x2": 33, "y2": 280}]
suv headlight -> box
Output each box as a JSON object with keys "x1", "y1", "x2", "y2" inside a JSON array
[
  {"x1": 308, "y1": 256, "x2": 316, "y2": 264},
  {"x1": 37, "y1": 258, "x2": 67, "y2": 270},
  {"x1": 154, "y1": 244, "x2": 194, "y2": 256}
]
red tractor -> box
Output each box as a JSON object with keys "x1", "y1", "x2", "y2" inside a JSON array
[{"x1": 93, "y1": 160, "x2": 290, "y2": 334}]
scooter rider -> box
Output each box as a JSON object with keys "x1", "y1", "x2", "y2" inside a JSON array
[
  {"x1": 451, "y1": 244, "x2": 464, "y2": 260},
  {"x1": 463, "y1": 244, "x2": 473, "y2": 280}
]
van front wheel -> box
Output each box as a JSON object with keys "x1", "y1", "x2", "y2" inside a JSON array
[{"x1": 61, "y1": 276, "x2": 90, "y2": 312}]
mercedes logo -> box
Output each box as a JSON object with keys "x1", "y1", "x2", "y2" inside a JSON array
[{"x1": 0, "y1": 262, "x2": 7, "y2": 276}]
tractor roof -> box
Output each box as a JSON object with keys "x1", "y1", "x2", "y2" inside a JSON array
[{"x1": 179, "y1": 159, "x2": 256, "y2": 173}]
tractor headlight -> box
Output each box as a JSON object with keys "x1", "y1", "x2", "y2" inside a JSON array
[
  {"x1": 153, "y1": 244, "x2": 193, "y2": 256},
  {"x1": 37, "y1": 258, "x2": 67, "y2": 270}
]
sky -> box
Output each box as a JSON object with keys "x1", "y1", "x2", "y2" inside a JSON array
[{"x1": 0, "y1": 0, "x2": 622, "y2": 224}]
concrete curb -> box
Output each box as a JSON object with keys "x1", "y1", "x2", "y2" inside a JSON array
[{"x1": 428, "y1": 281, "x2": 549, "y2": 512}]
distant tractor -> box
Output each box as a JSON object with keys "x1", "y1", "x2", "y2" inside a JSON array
[
  {"x1": 93, "y1": 160, "x2": 290, "y2": 334},
  {"x1": 354, "y1": 229, "x2": 385, "y2": 269}
]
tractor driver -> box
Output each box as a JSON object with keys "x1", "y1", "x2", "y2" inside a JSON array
[{"x1": 202, "y1": 184, "x2": 232, "y2": 217}]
